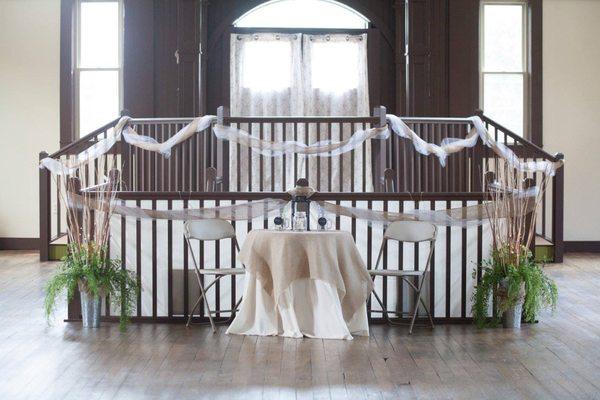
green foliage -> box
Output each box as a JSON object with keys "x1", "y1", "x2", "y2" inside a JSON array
[
  {"x1": 472, "y1": 246, "x2": 558, "y2": 328},
  {"x1": 45, "y1": 243, "x2": 139, "y2": 331}
]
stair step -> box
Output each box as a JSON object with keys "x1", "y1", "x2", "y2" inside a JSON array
[{"x1": 535, "y1": 236, "x2": 554, "y2": 262}]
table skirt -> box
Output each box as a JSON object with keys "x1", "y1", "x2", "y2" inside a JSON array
[{"x1": 226, "y1": 274, "x2": 369, "y2": 340}]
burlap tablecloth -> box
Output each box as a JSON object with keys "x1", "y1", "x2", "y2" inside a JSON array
[{"x1": 238, "y1": 230, "x2": 373, "y2": 321}]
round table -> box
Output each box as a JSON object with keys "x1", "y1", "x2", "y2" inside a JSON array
[{"x1": 226, "y1": 230, "x2": 373, "y2": 340}]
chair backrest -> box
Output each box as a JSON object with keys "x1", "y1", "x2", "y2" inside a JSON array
[
  {"x1": 184, "y1": 219, "x2": 236, "y2": 241},
  {"x1": 384, "y1": 220, "x2": 437, "y2": 243}
]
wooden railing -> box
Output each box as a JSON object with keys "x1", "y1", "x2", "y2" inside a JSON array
[
  {"x1": 39, "y1": 109, "x2": 564, "y2": 265},
  {"x1": 69, "y1": 190, "x2": 487, "y2": 323}
]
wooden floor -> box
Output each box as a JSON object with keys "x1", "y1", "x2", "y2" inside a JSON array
[{"x1": 1, "y1": 251, "x2": 600, "y2": 399}]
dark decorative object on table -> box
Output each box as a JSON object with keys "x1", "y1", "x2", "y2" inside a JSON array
[
  {"x1": 290, "y1": 178, "x2": 313, "y2": 231},
  {"x1": 318, "y1": 217, "x2": 328, "y2": 229}
]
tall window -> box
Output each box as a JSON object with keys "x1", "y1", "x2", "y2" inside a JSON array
[
  {"x1": 480, "y1": 1, "x2": 528, "y2": 137},
  {"x1": 76, "y1": 0, "x2": 123, "y2": 136},
  {"x1": 231, "y1": 0, "x2": 370, "y2": 117}
]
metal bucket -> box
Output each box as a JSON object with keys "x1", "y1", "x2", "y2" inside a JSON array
[
  {"x1": 502, "y1": 300, "x2": 524, "y2": 328},
  {"x1": 80, "y1": 289, "x2": 102, "y2": 328},
  {"x1": 498, "y1": 278, "x2": 525, "y2": 328}
]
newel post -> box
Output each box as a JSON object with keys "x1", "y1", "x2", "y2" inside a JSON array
[
  {"x1": 523, "y1": 177, "x2": 536, "y2": 256},
  {"x1": 120, "y1": 109, "x2": 131, "y2": 191},
  {"x1": 216, "y1": 106, "x2": 230, "y2": 191},
  {"x1": 39, "y1": 152, "x2": 51, "y2": 261},
  {"x1": 67, "y1": 176, "x2": 83, "y2": 321},
  {"x1": 372, "y1": 106, "x2": 387, "y2": 192},
  {"x1": 552, "y1": 153, "x2": 565, "y2": 263}
]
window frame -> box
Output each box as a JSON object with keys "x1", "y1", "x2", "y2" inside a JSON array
[
  {"x1": 74, "y1": 0, "x2": 124, "y2": 137},
  {"x1": 479, "y1": 0, "x2": 530, "y2": 138}
]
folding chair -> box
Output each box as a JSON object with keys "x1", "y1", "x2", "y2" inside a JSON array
[
  {"x1": 184, "y1": 219, "x2": 245, "y2": 332},
  {"x1": 370, "y1": 220, "x2": 437, "y2": 334}
]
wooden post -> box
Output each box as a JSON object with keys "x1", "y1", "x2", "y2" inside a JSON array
[
  {"x1": 523, "y1": 177, "x2": 536, "y2": 256},
  {"x1": 383, "y1": 168, "x2": 396, "y2": 193},
  {"x1": 216, "y1": 106, "x2": 230, "y2": 191},
  {"x1": 484, "y1": 170, "x2": 497, "y2": 320},
  {"x1": 552, "y1": 153, "x2": 564, "y2": 263},
  {"x1": 39, "y1": 152, "x2": 51, "y2": 261},
  {"x1": 484, "y1": 171, "x2": 495, "y2": 192},
  {"x1": 67, "y1": 176, "x2": 82, "y2": 321},
  {"x1": 372, "y1": 106, "x2": 387, "y2": 192},
  {"x1": 120, "y1": 110, "x2": 131, "y2": 191},
  {"x1": 472, "y1": 110, "x2": 485, "y2": 192}
]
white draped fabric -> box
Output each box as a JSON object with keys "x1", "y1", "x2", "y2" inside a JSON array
[
  {"x1": 229, "y1": 32, "x2": 371, "y2": 191},
  {"x1": 227, "y1": 230, "x2": 372, "y2": 339},
  {"x1": 227, "y1": 277, "x2": 369, "y2": 339}
]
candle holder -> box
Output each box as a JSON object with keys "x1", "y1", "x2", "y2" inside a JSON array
[{"x1": 290, "y1": 178, "x2": 312, "y2": 231}]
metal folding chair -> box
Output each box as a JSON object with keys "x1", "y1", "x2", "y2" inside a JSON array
[
  {"x1": 370, "y1": 220, "x2": 437, "y2": 334},
  {"x1": 184, "y1": 219, "x2": 245, "y2": 332}
]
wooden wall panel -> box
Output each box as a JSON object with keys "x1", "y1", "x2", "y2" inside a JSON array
[
  {"x1": 405, "y1": 0, "x2": 434, "y2": 116},
  {"x1": 448, "y1": 0, "x2": 479, "y2": 116},
  {"x1": 175, "y1": 0, "x2": 200, "y2": 117},
  {"x1": 123, "y1": 0, "x2": 155, "y2": 117},
  {"x1": 123, "y1": 0, "x2": 198, "y2": 118},
  {"x1": 153, "y1": 1, "x2": 179, "y2": 117},
  {"x1": 60, "y1": 0, "x2": 75, "y2": 147}
]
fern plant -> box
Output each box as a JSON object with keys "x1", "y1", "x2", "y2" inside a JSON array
[
  {"x1": 472, "y1": 245, "x2": 558, "y2": 328},
  {"x1": 45, "y1": 242, "x2": 139, "y2": 331}
]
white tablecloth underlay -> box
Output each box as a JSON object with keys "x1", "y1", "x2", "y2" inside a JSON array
[
  {"x1": 226, "y1": 276, "x2": 369, "y2": 339},
  {"x1": 226, "y1": 230, "x2": 373, "y2": 340}
]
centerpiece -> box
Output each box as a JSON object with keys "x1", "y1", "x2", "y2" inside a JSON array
[
  {"x1": 472, "y1": 165, "x2": 558, "y2": 328},
  {"x1": 44, "y1": 166, "x2": 138, "y2": 331}
]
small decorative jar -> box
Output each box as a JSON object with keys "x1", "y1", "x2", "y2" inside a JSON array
[{"x1": 293, "y1": 212, "x2": 307, "y2": 231}]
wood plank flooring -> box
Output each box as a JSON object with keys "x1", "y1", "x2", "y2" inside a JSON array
[{"x1": 1, "y1": 250, "x2": 600, "y2": 399}]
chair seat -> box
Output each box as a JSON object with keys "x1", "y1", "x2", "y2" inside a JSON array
[
  {"x1": 198, "y1": 268, "x2": 245, "y2": 275},
  {"x1": 369, "y1": 269, "x2": 424, "y2": 277}
]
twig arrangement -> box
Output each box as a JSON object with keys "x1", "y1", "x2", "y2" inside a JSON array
[
  {"x1": 485, "y1": 158, "x2": 551, "y2": 267},
  {"x1": 57, "y1": 155, "x2": 119, "y2": 252}
]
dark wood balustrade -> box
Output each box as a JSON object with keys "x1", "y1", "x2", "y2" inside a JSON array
[{"x1": 38, "y1": 108, "x2": 564, "y2": 322}]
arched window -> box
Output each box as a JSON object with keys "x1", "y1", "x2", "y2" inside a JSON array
[{"x1": 234, "y1": 0, "x2": 369, "y2": 29}]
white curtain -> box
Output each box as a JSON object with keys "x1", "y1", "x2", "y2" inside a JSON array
[{"x1": 230, "y1": 32, "x2": 371, "y2": 192}]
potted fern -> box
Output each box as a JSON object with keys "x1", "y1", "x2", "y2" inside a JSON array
[
  {"x1": 473, "y1": 245, "x2": 557, "y2": 328},
  {"x1": 472, "y1": 164, "x2": 558, "y2": 328},
  {"x1": 44, "y1": 165, "x2": 138, "y2": 330}
]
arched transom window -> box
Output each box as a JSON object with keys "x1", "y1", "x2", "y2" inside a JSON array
[{"x1": 234, "y1": 0, "x2": 369, "y2": 29}]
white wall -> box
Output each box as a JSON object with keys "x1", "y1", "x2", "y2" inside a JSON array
[
  {"x1": 544, "y1": 0, "x2": 600, "y2": 241},
  {"x1": 0, "y1": 0, "x2": 60, "y2": 238}
]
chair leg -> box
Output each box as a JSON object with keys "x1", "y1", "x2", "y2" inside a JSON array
[
  {"x1": 408, "y1": 277, "x2": 422, "y2": 335},
  {"x1": 418, "y1": 295, "x2": 435, "y2": 329},
  {"x1": 186, "y1": 282, "x2": 217, "y2": 333},
  {"x1": 202, "y1": 293, "x2": 217, "y2": 333},
  {"x1": 371, "y1": 286, "x2": 394, "y2": 324},
  {"x1": 223, "y1": 295, "x2": 244, "y2": 323},
  {"x1": 408, "y1": 276, "x2": 435, "y2": 334},
  {"x1": 186, "y1": 295, "x2": 204, "y2": 327}
]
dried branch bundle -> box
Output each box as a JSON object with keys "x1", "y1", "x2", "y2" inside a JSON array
[
  {"x1": 485, "y1": 158, "x2": 550, "y2": 268},
  {"x1": 55, "y1": 155, "x2": 120, "y2": 257}
]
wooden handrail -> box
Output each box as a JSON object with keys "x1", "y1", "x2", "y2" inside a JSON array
[
  {"x1": 47, "y1": 111, "x2": 558, "y2": 163},
  {"x1": 224, "y1": 116, "x2": 379, "y2": 123},
  {"x1": 478, "y1": 113, "x2": 559, "y2": 162},
  {"x1": 48, "y1": 117, "x2": 122, "y2": 159},
  {"x1": 107, "y1": 191, "x2": 487, "y2": 201}
]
